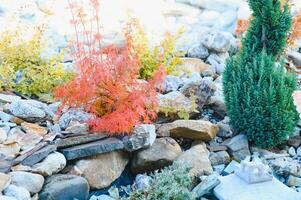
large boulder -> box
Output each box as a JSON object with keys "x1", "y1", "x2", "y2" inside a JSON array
[
  {"x1": 72, "y1": 151, "x2": 129, "y2": 189},
  {"x1": 131, "y1": 137, "x2": 182, "y2": 174},
  {"x1": 39, "y1": 174, "x2": 89, "y2": 200},
  {"x1": 157, "y1": 120, "x2": 218, "y2": 141},
  {"x1": 10, "y1": 172, "x2": 44, "y2": 193},
  {"x1": 176, "y1": 142, "x2": 213, "y2": 177}
]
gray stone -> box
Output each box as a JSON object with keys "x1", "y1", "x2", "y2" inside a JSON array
[
  {"x1": 287, "y1": 135, "x2": 301, "y2": 148},
  {"x1": 223, "y1": 160, "x2": 240, "y2": 175},
  {"x1": 21, "y1": 145, "x2": 57, "y2": 166},
  {"x1": 214, "y1": 174, "x2": 301, "y2": 200},
  {"x1": 0, "y1": 94, "x2": 21, "y2": 103},
  {"x1": 162, "y1": 75, "x2": 183, "y2": 93},
  {"x1": 216, "y1": 119, "x2": 233, "y2": 138},
  {"x1": 3, "y1": 185, "x2": 30, "y2": 200},
  {"x1": 39, "y1": 174, "x2": 89, "y2": 200},
  {"x1": 201, "y1": 31, "x2": 230, "y2": 53},
  {"x1": 131, "y1": 137, "x2": 181, "y2": 174},
  {"x1": 32, "y1": 152, "x2": 66, "y2": 176},
  {"x1": 54, "y1": 134, "x2": 107, "y2": 149},
  {"x1": 180, "y1": 76, "x2": 216, "y2": 108},
  {"x1": 59, "y1": 109, "x2": 92, "y2": 130},
  {"x1": 209, "y1": 151, "x2": 230, "y2": 166},
  {"x1": 0, "y1": 154, "x2": 12, "y2": 173},
  {"x1": 123, "y1": 124, "x2": 156, "y2": 152},
  {"x1": 251, "y1": 147, "x2": 289, "y2": 160},
  {"x1": 10, "y1": 172, "x2": 44, "y2": 193},
  {"x1": 60, "y1": 137, "x2": 124, "y2": 160},
  {"x1": 187, "y1": 44, "x2": 209, "y2": 59},
  {"x1": 9, "y1": 100, "x2": 52, "y2": 122},
  {"x1": 135, "y1": 174, "x2": 152, "y2": 190},
  {"x1": 192, "y1": 173, "x2": 220, "y2": 198},
  {"x1": 223, "y1": 134, "x2": 250, "y2": 161},
  {"x1": 214, "y1": 164, "x2": 226, "y2": 175},
  {"x1": 12, "y1": 142, "x2": 47, "y2": 166},
  {"x1": 270, "y1": 157, "x2": 301, "y2": 178}
]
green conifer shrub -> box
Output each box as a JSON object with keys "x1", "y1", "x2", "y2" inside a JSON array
[{"x1": 223, "y1": 0, "x2": 299, "y2": 148}]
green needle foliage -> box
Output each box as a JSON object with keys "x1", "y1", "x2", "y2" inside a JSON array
[{"x1": 223, "y1": 0, "x2": 299, "y2": 148}]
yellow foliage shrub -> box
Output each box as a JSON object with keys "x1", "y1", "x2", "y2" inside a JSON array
[
  {"x1": 0, "y1": 26, "x2": 73, "y2": 98},
  {"x1": 130, "y1": 19, "x2": 184, "y2": 80}
]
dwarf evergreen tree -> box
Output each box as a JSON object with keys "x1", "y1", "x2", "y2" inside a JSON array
[{"x1": 223, "y1": 0, "x2": 299, "y2": 147}]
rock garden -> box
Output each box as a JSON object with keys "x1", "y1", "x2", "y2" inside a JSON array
[{"x1": 1, "y1": 0, "x2": 301, "y2": 200}]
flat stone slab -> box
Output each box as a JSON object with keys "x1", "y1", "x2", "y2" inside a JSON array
[
  {"x1": 54, "y1": 133, "x2": 107, "y2": 149},
  {"x1": 214, "y1": 174, "x2": 301, "y2": 200},
  {"x1": 60, "y1": 138, "x2": 124, "y2": 160},
  {"x1": 22, "y1": 144, "x2": 57, "y2": 166}
]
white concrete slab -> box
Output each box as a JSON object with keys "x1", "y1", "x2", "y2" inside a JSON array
[{"x1": 214, "y1": 174, "x2": 301, "y2": 200}]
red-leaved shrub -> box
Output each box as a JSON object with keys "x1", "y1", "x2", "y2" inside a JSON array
[{"x1": 55, "y1": 0, "x2": 164, "y2": 135}]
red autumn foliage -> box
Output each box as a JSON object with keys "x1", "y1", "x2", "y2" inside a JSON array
[{"x1": 55, "y1": 0, "x2": 164, "y2": 135}]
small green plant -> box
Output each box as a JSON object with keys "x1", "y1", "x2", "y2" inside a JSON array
[
  {"x1": 124, "y1": 163, "x2": 195, "y2": 200},
  {"x1": 0, "y1": 26, "x2": 73, "y2": 98},
  {"x1": 130, "y1": 19, "x2": 184, "y2": 80},
  {"x1": 223, "y1": 0, "x2": 299, "y2": 147}
]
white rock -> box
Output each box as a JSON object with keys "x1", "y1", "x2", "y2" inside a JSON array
[
  {"x1": 289, "y1": 147, "x2": 296, "y2": 157},
  {"x1": 32, "y1": 152, "x2": 66, "y2": 176},
  {"x1": 10, "y1": 172, "x2": 44, "y2": 193},
  {"x1": 3, "y1": 185, "x2": 30, "y2": 200}
]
